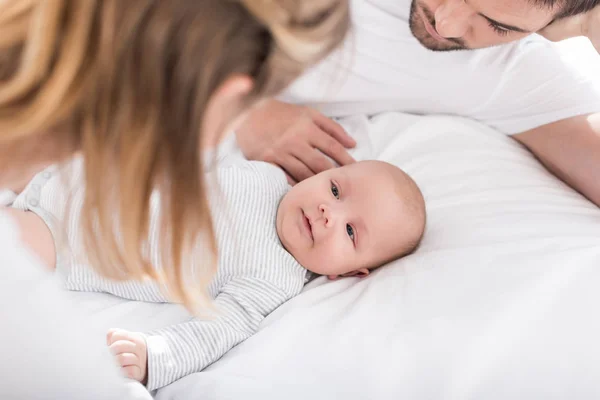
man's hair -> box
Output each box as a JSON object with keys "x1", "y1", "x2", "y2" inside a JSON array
[{"x1": 530, "y1": 0, "x2": 600, "y2": 18}]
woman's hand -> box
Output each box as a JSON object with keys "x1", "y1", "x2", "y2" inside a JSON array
[
  {"x1": 107, "y1": 329, "x2": 148, "y2": 384},
  {"x1": 540, "y1": 8, "x2": 600, "y2": 52},
  {"x1": 236, "y1": 100, "x2": 356, "y2": 184}
]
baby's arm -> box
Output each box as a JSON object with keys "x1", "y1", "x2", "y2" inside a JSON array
[{"x1": 128, "y1": 277, "x2": 293, "y2": 391}]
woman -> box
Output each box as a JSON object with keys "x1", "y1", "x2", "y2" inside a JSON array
[
  {"x1": 0, "y1": 0, "x2": 349, "y2": 397},
  {"x1": 0, "y1": 0, "x2": 349, "y2": 307}
]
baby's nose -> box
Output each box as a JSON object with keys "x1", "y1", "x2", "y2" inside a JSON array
[
  {"x1": 318, "y1": 204, "x2": 328, "y2": 221},
  {"x1": 318, "y1": 204, "x2": 333, "y2": 227}
]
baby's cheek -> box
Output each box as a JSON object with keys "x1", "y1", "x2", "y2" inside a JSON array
[
  {"x1": 300, "y1": 247, "x2": 328, "y2": 274},
  {"x1": 298, "y1": 246, "x2": 332, "y2": 275},
  {"x1": 318, "y1": 239, "x2": 353, "y2": 274},
  {"x1": 298, "y1": 234, "x2": 354, "y2": 274}
]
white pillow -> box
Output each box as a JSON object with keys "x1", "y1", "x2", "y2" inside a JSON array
[{"x1": 155, "y1": 113, "x2": 600, "y2": 400}]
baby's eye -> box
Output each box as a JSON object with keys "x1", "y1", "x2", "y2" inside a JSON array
[
  {"x1": 331, "y1": 182, "x2": 340, "y2": 199},
  {"x1": 346, "y1": 224, "x2": 355, "y2": 241}
]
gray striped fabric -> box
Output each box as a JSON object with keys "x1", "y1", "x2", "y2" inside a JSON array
[{"x1": 12, "y1": 156, "x2": 307, "y2": 390}]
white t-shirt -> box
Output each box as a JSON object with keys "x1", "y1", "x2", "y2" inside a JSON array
[
  {"x1": 0, "y1": 213, "x2": 152, "y2": 400},
  {"x1": 281, "y1": 0, "x2": 600, "y2": 134}
]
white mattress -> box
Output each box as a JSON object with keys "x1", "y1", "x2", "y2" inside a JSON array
[{"x1": 64, "y1": 113, "x2": 600, "y2": 399}]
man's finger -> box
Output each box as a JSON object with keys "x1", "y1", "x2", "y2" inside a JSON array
[
  {"x1": 291, "y1": 143, "x2": 335, "y2": 175},
  {"x1": 312, "y1": 112, "x2": 356, "y2": 148},
  {"x1": 280, "y1": 155, "x2": 314, "y2": 183},
  {"x1": 312, "y1": 132, "x2": 355, "y2": 167},
  {"x1": 284, "y1": 171, "x2": 297, "y2": 186}
]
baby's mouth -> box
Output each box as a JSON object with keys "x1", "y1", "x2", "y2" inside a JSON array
[{"x1": 302, "y1": 210, "x2": 314, "y2": 241}]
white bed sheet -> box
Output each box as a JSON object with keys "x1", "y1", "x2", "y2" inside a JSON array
[{"x1": 64, "y1": 113, "x2": 600, "y2": 399}]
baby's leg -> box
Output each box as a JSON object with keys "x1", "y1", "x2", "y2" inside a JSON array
[{"x1": 2, "y1": 207, "x2": 56, "y2": 270}]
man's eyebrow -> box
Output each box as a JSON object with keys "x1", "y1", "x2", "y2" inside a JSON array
[{"x1": 480, "y1": 14, "x2": 531, "y2": 33}]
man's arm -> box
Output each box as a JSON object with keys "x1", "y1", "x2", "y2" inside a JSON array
[{"x1": 513, "y1": 113, "x2": 600, "y2": 207}]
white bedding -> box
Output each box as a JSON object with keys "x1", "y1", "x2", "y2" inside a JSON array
[{"x1": 64, "y1": 113, "x2": 600, "y2": 399}]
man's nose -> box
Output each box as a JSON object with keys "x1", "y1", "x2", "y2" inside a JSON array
[{"x1": 435, "y1": 0, "x2": 475, "y2": 38}]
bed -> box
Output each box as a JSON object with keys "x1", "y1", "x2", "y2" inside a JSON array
[{"x1": 63, "y1": 112, "x2": 600, "y2": 399}]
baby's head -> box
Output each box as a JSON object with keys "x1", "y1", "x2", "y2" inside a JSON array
[{"x1": 276, "y1": 160, "x2": 426, "y2": 279}]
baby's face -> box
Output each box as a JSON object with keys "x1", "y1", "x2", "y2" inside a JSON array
[{"x1": 276, "y1": 161, "x2": 423, "y2": 279}]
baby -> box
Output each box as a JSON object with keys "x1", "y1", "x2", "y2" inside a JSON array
[{"x1": 6, "y1": 156, "x2": 425, "y2": 391}]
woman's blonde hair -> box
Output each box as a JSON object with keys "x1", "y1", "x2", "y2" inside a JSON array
[{"x1": 0, "y1": 0, "x2": 349, "y2": 310}]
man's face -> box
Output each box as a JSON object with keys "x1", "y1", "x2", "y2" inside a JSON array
[{"x1": 409, "y1": 0, "x2": 559, "y2": 51}]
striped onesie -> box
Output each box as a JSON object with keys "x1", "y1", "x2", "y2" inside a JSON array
[{"x1": 11, "y1": 156, "x2": 308, "y2": 391}]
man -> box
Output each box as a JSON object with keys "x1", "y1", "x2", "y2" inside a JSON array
[{"x1": 236, "y1": 0, "x2": 600, "y2": 207}]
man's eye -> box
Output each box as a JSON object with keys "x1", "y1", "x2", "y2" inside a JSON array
[
  {"x1": 331, "y1": 182, "x2": 340, "y2": 199},
  {"x1": 346, "y1": 224, "x2": 355, "y2": 241},
  {"x1": 488, "y1": 21, "x2": 510, "y2": 37}
]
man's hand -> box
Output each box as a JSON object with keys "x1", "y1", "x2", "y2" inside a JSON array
[
  {"x1": 107, "y1": 329, "x2": 148, "y2": 385},
  {"x1": 540, "y1": 7, "x2": 600, "y2": 52},
  {"x1": 236, "y1": 100, "x2": 356, "y2": 184}
]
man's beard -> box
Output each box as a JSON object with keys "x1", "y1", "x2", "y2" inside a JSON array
[{"x1": 408, "y1": 0, "x2": 467, "y2": 52}]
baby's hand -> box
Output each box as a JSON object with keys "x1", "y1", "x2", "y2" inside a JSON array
[{"x1": 107, "y1": 329, "x2": 148, "y2": 384}]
